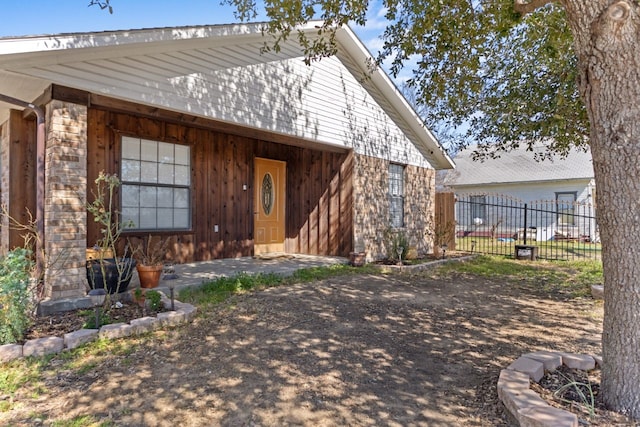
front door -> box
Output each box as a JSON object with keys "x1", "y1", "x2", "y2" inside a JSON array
[{"x1": 254, "y1": 158, "x2": 286, "y2": 255}]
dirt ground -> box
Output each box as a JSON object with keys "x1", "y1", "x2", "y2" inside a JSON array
[{"x1": 2, "y1": 268, "x2": 604, "y2": 426}]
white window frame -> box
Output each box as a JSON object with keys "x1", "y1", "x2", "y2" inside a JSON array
[
  {"x1": 120, "y1": 136, "x2": 191, "y2": 231},
  {"x1": 389, "y1": 163, "x2": 405, "y2": 228},
  {"x1": 470, "y1": 195, "x2": 487, "y2": 223},
  {"x1": 556, "y1": 192, "x2": 577, "y2": 226}
]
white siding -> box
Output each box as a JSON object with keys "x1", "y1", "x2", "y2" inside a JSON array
[
  {"x1": 14, "y1": 48, "x2": 431, "y2": 168},
  {"x1": 455, "y1": 180, "x2": 594, "y2": 204}
]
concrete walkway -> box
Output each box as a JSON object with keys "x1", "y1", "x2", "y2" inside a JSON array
[{"x1": 139, "y1": 254, "x2": 349, "y2": 295}]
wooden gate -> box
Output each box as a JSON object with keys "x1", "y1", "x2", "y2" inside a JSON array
[{"x1": 435, "y1": 192, "x2": 456, "y2": 250}]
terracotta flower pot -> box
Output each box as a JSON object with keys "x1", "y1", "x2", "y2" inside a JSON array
[
  {"x1": 136, "y1": 264, "x2": 163, "y2": 288},
  {"x1": 349, "y1": 251, "x2": 366, "y2": 267}
]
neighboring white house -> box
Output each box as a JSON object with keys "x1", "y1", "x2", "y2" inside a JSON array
[{"x1": 441, "y1": 143, "x2": 597, "y2": 242}]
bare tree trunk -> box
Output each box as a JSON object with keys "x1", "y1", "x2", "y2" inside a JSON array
[{"x1": 564, "y1": 0, "x2": 640, "y2": 418}]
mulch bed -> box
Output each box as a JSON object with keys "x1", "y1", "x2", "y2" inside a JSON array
[
  {"x1": 24, "y1": 300, "x2": 165, "y2": 341},
  {"x1": 531, "y1": 365, "x2": 637, "y2": 426}
]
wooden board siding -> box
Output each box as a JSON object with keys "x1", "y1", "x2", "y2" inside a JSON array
[
  {"x1": 86, "y1": 107, "x2": 353, "y2": 263},
  {"x1": 6, "y1": 111, "x2": 37, "y2": 249}
]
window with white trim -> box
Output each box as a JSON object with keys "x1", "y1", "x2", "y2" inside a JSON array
[
  {"x1": 470, "y1": 195, "x2": 487, "y2": 223},
  {"x1": 120, "y1": 136, "x2": 191, "y2": 230},
  {"x1": 389, "y1": 163, "x2": 405, "y2": 228},
  {"x1": 556, "y1": 192, "x2": 576, "y2": 226}
]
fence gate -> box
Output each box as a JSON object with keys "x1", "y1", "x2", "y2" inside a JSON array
[
  {"x1": 435, "y1": 192, "x2": 456, "y2": 250},
  {"x1": 453, "y1": 194, "x2": 600, "y2": 261}
]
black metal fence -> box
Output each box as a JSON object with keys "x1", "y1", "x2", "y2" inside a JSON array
[{"x1": 454, "y1": 194, "x2": 600, "y2": 261}]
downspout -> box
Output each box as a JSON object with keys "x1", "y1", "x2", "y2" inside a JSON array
[{"x1": 0, "y1": 93, "x2": 45, "y2": 282}]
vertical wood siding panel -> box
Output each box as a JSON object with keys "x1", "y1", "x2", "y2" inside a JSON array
[
  {"x1": 86, "y1": 109, "x2": 110, "y2": 247},
  {"x1": 7, "y1": 112, "x2": 36, "y2": 248},
  {"x1": 237, "y1": 136, "x2": 251, "y2": 256},
  {"x1": 292, "y1": 146, "x2": 303, "y2": 253},
  {"x1": 329, "y1": 153, "x2": 342, "y2": 255},
  {"x1": 308, "y1": 150, "x2": 322, "y2": 254},
  {"x1": 339, "y1": 151, "x2": 354, "y2": 255},
  {"x1": 192, "y1": 127, "x2": 209, "y2": 260},
  {"x1": 221, "y1": 135, "x2": 234, "y2": 258},
  {"x1": 300, "y1": 149, "x2": 311, "y2": 253},
  {"x1": 211, "y1": 132, "x2": 223, "y2": 258},
  {"x1": 319, "y1": 152, "x2": 330, "y2": 254}
]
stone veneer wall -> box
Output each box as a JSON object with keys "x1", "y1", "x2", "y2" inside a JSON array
[
  {"x1": 352, "y1": 153, "x2": 436, "y2": 260},
  {"x1": 43, "y1": 101, "x2": 88, "y2": 300},
  {"x1": 0, "y1": 119, "x2": 8, "y2": 255}
]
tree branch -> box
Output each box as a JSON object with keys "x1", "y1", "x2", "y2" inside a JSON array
[{"x1": 513, "y1": 0, "x2": 555, "y2": 15}]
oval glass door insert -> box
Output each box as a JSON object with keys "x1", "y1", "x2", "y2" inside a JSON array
[{"x1": 261, "y1": 173, "x2": 274, "y2": 215}]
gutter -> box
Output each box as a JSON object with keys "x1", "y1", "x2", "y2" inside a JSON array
[{"x1": 0, "y1": 93, "x2": 45, "y2": 281}]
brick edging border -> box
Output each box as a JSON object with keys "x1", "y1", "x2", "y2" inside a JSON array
[
  {"x1": 499, "y1": 351, "x2": 602, "y2": 426},
  {"x1": 371, "y1": 254, "x2": 477, "y2": 273},
  {"x1": 0, "y1": 292, "x2": 197, "y2": 363}
]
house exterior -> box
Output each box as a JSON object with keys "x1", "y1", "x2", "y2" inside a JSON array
[
  {"x1": 0, "y1": 22, "x2": 454, "y2": 302},
  {"x1": 441, "y1": 144, "x2": 597, "y2": 241}
]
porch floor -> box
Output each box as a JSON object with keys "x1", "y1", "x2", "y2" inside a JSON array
[{"x1": 134, "y1": 254, "x2": 349, "y2": 295}]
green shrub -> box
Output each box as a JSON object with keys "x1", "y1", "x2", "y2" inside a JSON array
[
  {"x1": 0, "y1": 248, "x2": 34, "y2": 344},
  {"x1": 145, "y1": 290, "x2": 163, "y2": 311}
]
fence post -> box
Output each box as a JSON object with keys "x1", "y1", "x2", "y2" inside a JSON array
[{"x1": 523, "y1": 203, "x2": 528, "y2": 245}]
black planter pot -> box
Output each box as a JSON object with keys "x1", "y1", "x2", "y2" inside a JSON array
[{"x1": 86, "y1": 258, "x2": 136, "y2": 294}]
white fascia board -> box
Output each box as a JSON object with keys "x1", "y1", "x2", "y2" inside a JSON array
[
  {"x1": 0, "y1": 23, "x2": 316, "y2": 69},
  {"x1": 0, "y1": 23, "x2": 271, "y2": 55},
  {"x1": 332, "y1": 25, "x2": 455, "y2": 170},
  {"x1": 451, "y1": 177, "x2": 593, "y2": 188}
]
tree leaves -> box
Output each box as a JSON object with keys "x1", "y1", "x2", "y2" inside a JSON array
[{"x1": 224, "y1": 0, "x2": 588, "y2": 158}]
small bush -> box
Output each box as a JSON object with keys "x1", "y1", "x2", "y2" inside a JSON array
[
  {"x1": 0, "y1": 248, "x2": 34, "y2": 344},
  {"x1": 145, "y1": 290, "x2": 163, "y2": 311}
]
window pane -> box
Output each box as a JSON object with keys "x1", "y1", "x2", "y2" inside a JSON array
[
  {"x1": 157, "y1": 208, "x2": 174, "y2": 228},
  {"x1": 157, "y1": 187, "x2": 173, "y2": 208},
  {"x1": 140, "y1": 139, "x2": 157, "y2": 162},
  {"x1": 121, "y1": 207, "x2": 139, "y2": 229},
  {"x1": 175, "y1": 145, "x2": 190, "y2": 165},
  {"x1": 158, "y1": 163, "x2": 174, "y2": 184},
  {"x1": 141, "y1": 161, "x2": 158, "y2": 183},
  {"x1": 140, "y1": 208, "x2": 157, "y2": 229},
  {"x1": 389, "y1": 164, "x2": 405, "y2": 227},
  {"x1": 121, "y1": 185, "x2": 139, "y2": 207},
  {"x1": 121, "y1": 137, "x2": 190, "y2": 231},
  {"x1": 140, "y1": 186, "x2": 157, "y2": 208},
  {"x1": 174, "y1": 208, "x2": 190, "y2": 228},
  {"x1": 158, "y1": 142, "x2": 174, "y2": 164},
  {"x1": 557, "y1": 193, "x2": 576, "y2": 225},
  {"x1": 121, "y1": 160, "x2": 140, "y2": 182},
  {"x1": 175, "y1": 165, "x2": 190, "y2": 185},
  {"x1": 174, "y1": 188, "x2": 189, "y2": 208},
  {"x1": 122, "y1": 137, "x2": 140, "y2": 159}
]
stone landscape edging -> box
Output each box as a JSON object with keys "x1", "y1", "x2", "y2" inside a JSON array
[
  {"x1": 0, "y1": 292, "x2": 197, "y2": 363},
  {"x1": 499, "y1": 351, "x2": 602, "y2": 427},
  {"x1": 371, "y1": 254, "x2": 477, "y2": 273}
]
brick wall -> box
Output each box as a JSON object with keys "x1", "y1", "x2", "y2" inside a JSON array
[
  {"x1": 352, "y1": 153, "x2": 436, "y2": 260},
  {"x1": 43, "y1": 101, "x2": 88, "y2": 300}
]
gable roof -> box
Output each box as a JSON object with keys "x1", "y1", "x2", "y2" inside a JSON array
[
  {"x1": 442, "y1": 143, "x2": 593, "y2": 188},
  {"x1": 0, "y1": 22, "x2": 454, "y2": 170}
]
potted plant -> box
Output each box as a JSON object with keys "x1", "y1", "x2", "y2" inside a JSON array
[
  {"x1": 86, "y1": 172, "x2": 136, "y2": 294},
  {"x1": 132, "y1": 235, "x2": 170, "y2": 289}
]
